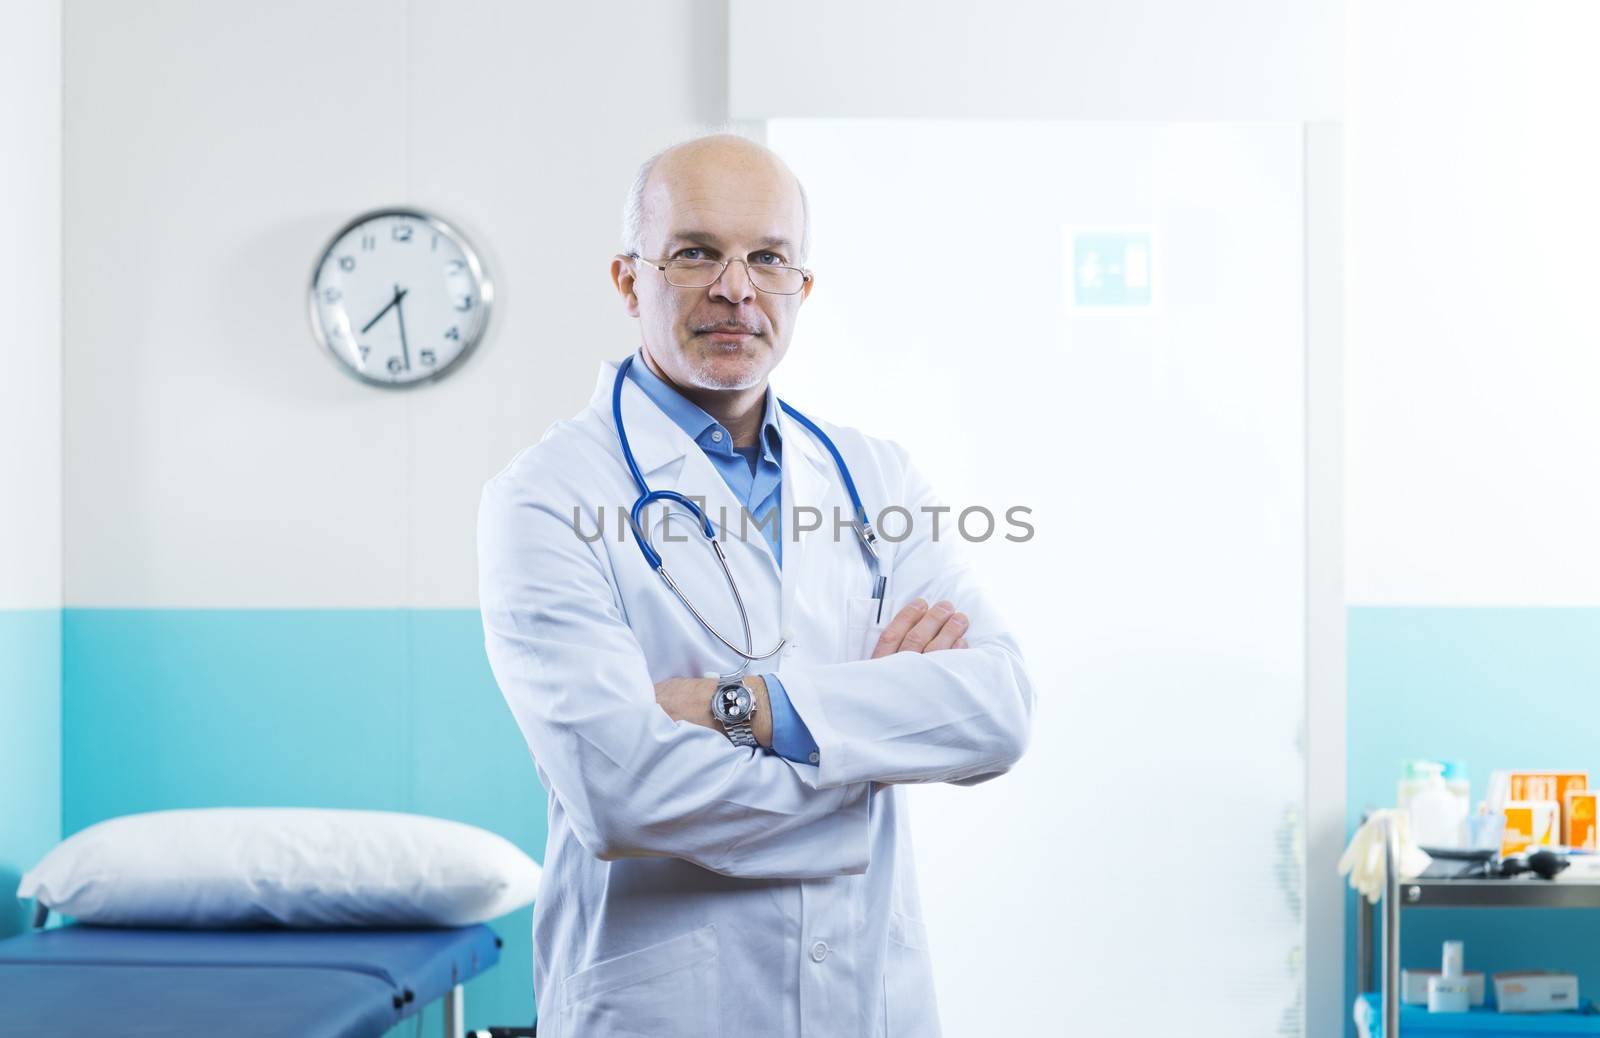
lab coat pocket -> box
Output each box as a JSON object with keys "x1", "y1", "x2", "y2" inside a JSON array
[
  {"x1": 560, "y1": 924, "x2": 721, "y2": 1038},
  {"x1": 884, "y1": 910, "x2": 941, "y2": 1037},
  {"x1": 844, "y1": 594, "x2": 890, "y2": 662}
]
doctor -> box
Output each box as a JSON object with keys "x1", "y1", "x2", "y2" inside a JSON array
[{"x1": 477, "y1": 133, "x2": 1033, "y2": 1037}]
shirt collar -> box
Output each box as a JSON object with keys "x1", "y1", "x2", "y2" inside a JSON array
[{"x1": 625, "y1": 348, "x2": 782, "y2": 462}]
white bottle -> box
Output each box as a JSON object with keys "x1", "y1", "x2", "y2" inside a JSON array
[
  {"x1": 1410, "y1": 762, "x2": 1468, "y2": 849},
  {"x1": 1427, "y1": 940, "x2": 1470, "y2": 1013}
]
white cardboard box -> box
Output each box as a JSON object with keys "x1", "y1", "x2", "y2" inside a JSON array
[
  {"x1": 1494, "y1": 972, "x2": 1579, "y2": 1013},
  {"x1": 1401, "y1": 970, "x2": 1486, "y2": 1006}
]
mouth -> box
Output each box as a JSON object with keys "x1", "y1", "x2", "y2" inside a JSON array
[{"x1": 696, "y1": 327, "x2": 762, "y2": 345}]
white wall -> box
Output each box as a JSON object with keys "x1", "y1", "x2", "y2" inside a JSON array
[
  {"x1": 732, "y1": 0, "x2": 1342, "y2": 121},
  {"x1": 1346, "y1": 0, "x2": 1600, "y2": 606},
  {"x1": 1, "y1": 0, "x2": 62, "y2": 610},
  {"x1": 62, "y1": 0, "x2": 729, "y2": 608}
]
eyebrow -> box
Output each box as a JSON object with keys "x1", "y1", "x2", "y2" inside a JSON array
[{"x1": 665, "y1": 230, "x2": 794, "y2": 253}]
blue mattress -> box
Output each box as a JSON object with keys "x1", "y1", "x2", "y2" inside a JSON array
[{"x1": 0, "y1": 924, "x2": 501, "y2": 1037}]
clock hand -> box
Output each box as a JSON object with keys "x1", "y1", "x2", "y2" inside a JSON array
[
  {"x1": 394, "y1": 283, "x2": 412, "y2": 371},
  {"x1": 359, "y1": 285, "x2": 409, "y2": 334}
]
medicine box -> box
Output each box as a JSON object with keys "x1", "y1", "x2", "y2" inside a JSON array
[
  {"x1": 1565, "y1": 790, "x2": 1598, "y2": 850},
  {"x1": 1503, "y1": 801, "x2": 1560, "y2": 856},
  {"x1": 1496, "y1": 973, "x2": 1581, "y2": 1014},
  {"x1": 1403, "y1": 969, "x2": 1487, "y2": 1006}
]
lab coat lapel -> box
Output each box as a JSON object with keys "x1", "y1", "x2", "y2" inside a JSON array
[{"x1": 777, "y1": 404, "x2": 834, "y2": 639}]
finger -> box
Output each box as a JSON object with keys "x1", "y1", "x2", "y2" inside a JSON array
[
  {"x1": 955, "y1": 637, "x2": 970, "y2": 649},
  {"x1": 923, "y1": 611, "x2": 970, "y2": 653},
  {"x1": 899, "y1": 600, "x2": 955, "y2": 654},
  {"x1": 872, "y1": 599, "x2": 929, "y2": 658}
]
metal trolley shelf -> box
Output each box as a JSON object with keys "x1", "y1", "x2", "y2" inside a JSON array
[{"x1": 1356, "y1": 817, "x2": 1600, "y2": 1036}]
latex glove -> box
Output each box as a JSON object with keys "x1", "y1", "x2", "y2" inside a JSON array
[{"x1": 1338, "y1": 809, "x2": 1432, "y2": 904}]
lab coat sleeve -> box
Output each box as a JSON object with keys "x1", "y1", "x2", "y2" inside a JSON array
[
  {"x1": 477, "y1": 471, "x2": 872, "y2": 879},
  {"x1": 773, "y1": 447, "x2": 1035, "y2": 789}
]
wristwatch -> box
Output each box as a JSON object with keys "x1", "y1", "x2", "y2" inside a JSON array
[{"x1": 710, "y1": 679, "x2": 759, "y2": 748}]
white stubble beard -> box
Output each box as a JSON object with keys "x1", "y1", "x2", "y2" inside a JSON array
[{"x1": 681, "y1": 342, "x2": 767, "y2": 391}]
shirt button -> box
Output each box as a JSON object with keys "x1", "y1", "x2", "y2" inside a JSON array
[
  {"x1": 710, "y1": 430, "x2": 724, "y2": 443},
  {"x1": 810, "y1": 940, "x2": 828, "y2": 962},
  {"x1": 808, "y1": 751, "x2": 820, "y2": 764}
]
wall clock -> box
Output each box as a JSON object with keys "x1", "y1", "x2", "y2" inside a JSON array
[{"x1": 308, "y1": 208, "x2": 492, "y2": 387}]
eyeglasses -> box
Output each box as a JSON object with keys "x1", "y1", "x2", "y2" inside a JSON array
[{"x1": 630, "y1": 252, "x2": 812, "y2": 296}]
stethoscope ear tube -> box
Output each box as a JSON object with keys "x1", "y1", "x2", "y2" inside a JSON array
[{"x1": 657, "y1": 544, "x2": 788, "y2": 662}]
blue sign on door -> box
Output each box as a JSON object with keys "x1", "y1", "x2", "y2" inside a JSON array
[{"x1": 1071, "y1": 231, "x2": 1153, "y2": 307}]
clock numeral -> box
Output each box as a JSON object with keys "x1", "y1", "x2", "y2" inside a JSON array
[
  {"x1": 392, "y1": 223, "x2": 413, "y2": 243},
  {"x1": 386, "y1": 356, "x2": 406, "y2": 374},
  {"x1": 358, "y1": 345, "x2": 371, "y2": 362},
  {"x1": 454, "y1": 295, "x2": 474, "y2": 311},
  {"x1": 322, "y1": 286, "x2": 342, "y2": 303},
  {"x1": 420, "y1": 349, "x2": 437, "y2": 367},
  {"x1": 360, "y1": 234, "x2": 376, "y2": 251},
  {"x1": 431, "y1": 234, "x2": 439, "y2": 252},
  {"x1": 445, "y1": 259, "x2": 466, "y2": 274},
  {"x1": 444, "y1": 326, "x2": 460, "y2": 341},
  {"x1": 338, "y1": 255, "x2": 355, "y2": 272}
]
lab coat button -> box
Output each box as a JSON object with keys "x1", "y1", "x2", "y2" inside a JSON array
[{"x1": 810, "y1": 940, "x2": 828, "y2": 963}]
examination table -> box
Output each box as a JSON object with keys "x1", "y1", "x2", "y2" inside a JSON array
[{"x1": 0, "y1": 919, "x2": 502, "y2": 1037}]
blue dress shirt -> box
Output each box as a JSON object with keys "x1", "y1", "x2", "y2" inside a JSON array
[{"x1": 625, "y1": 351, "x2": 821, "y2": 765}]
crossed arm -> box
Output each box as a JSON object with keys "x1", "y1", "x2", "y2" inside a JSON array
[
  {"x1": 478, "y1": 455, "x2": 1033, "y2": 879},
  {"x1": 652, "y1": 598, "x2": 976, "y2": 744}
]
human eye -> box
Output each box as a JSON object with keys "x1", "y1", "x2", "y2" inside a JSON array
[
  {"x1": 672, "y1": 247, "x2": 707, "y2": 261},
  {"x1": 753, "y1": 251, "x2": 786, "y2": 266}
]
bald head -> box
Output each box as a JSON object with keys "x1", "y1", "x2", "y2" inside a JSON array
[{"x1": 621, "y1": 133, "x2": 810, "y2": 265}]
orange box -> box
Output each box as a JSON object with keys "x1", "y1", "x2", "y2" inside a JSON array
[
  {"x1": 1509, "y1": 771, "x2": 1587, "y2": 806},
  {"x1": 1566, "y1": 790, "x2": 1598, "y2": 850},
  {"x1": 1507, "y1": 772, "x2": 1587, "y2": 843},
  {"x1": 1502, "y1": 800, "x2": 1560, "y2": 856}
]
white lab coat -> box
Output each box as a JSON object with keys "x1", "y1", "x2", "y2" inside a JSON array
[{"x1": 477, "y1": 358, "x2": 1034, "y2": 1038}]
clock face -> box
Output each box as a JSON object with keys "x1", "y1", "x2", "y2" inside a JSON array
[{"x1": 308, "y1": 208, "x2": 491, "y2": 387}]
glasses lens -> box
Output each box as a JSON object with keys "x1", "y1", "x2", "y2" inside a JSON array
[
  {"x1": 749, "y1": 265, "x2": 806, "y2": 294},
  {"x1": 663, "y1": 259, "x2": 722, "y2": 288}
]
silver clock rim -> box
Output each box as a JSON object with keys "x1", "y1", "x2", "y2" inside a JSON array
[{"x1": 306, "y1": 205, "x2": 494, "y2": 391}]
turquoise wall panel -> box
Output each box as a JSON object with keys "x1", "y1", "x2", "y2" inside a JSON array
[
  {"x1": 61, "y1": 609, "x2": 547, "y2": 1032},
  {"x1": 0, "y1": 609, "x2": 61, "y2": 939},
  {"x1": 1345, "y1": 607, "x2": 1600, "y2": 1035}
]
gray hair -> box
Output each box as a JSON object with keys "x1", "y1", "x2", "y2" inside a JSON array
[{"x1": 620, "y1": 131, "x2": 811, "y2": 265}]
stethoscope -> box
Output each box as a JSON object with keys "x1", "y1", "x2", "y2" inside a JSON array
[{"x1": 612, "y1": 353, "x2": 886, "y2": 663}]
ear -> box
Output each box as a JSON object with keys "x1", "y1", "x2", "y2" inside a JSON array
[
  {"x1": 799, "y1": 269, "x2": 815, "y2": 303},
  {"x1": 611, "y1": 254, "x2": 641, "y2": 318}
]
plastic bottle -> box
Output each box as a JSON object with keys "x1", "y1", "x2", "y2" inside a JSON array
[
  {"x1": 1427, "y1": 940, "x2": 1470, "y2": 1013},
  {"x1": 1441, "y1": 760, "x2": 1471, "y2": 817},
  {"x1": 1410, "y1": 761, "x2": 1468, "y2": 849},
  {"x1": 1398, "y1": 759, "x2": 1441, "y2": 817}
]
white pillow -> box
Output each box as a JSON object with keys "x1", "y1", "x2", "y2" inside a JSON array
[{"x1": 17, "y1": 807, "x2": 542, "y2": 928}]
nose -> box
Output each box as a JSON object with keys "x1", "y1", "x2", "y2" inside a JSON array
[{"x1": 709, "y1": 258, "x2": 756, "y2": 304}]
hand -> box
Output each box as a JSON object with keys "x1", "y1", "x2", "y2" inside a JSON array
[
  {"x1": 871, "y1": 598, "x2": 971, "y2": 659},
  {"x1": 654, "y1": 675, "x2": 773, "y2": 747}
]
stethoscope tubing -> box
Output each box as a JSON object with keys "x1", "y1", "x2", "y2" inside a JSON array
[{"x1": 611, "y1": 353, "x2": 882, "y2": 662}]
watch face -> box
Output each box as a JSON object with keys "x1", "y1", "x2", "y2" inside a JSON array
[
  {"x1": 714, "y1": 684, "x2": 752, "y2": 724},
  {"x1": 308, "y1": 208, "x2": 492, "y2": 388}
]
